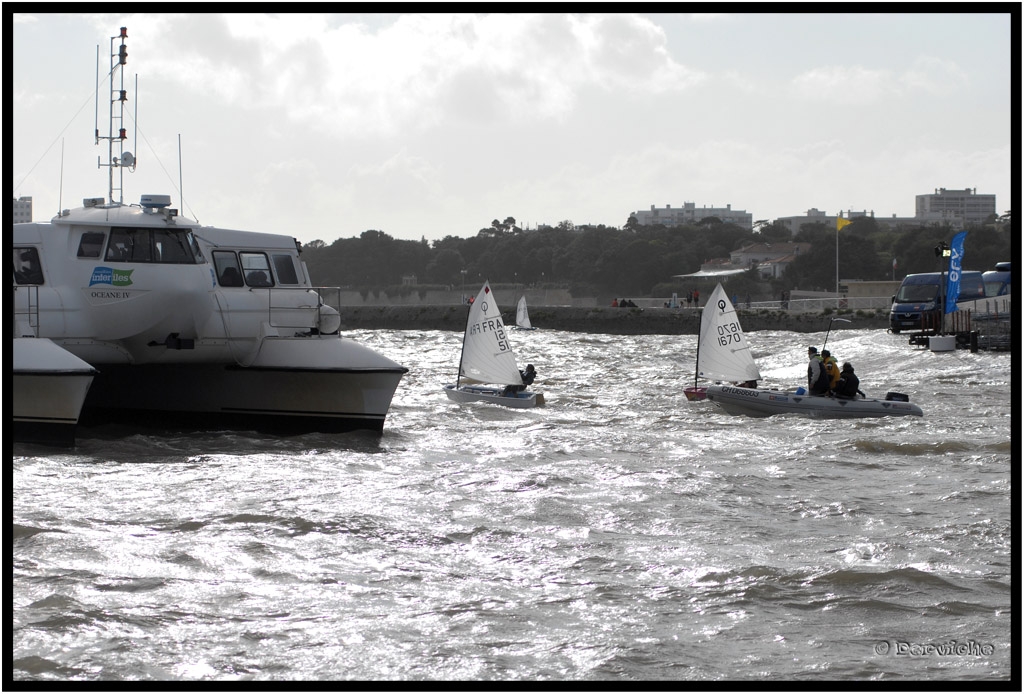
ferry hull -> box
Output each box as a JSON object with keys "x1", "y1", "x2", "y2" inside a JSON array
[
  {"x1": 13, "y1": 338, "x2": 97, "y2": 446},
  {"x1": 14, "y1": 373, "x2": 96, "y2": 446},
  {"x1": 81, "y1": 363, "x2": 407, "y2": 434}
]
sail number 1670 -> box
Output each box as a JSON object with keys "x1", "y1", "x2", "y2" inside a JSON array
[{"x1": 717, "y1": 322, "x2": 743, "y2": 346}]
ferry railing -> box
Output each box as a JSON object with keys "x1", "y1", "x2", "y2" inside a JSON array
[
  {"x1": 13, "y1": 285, "x2": 40, "y2": 337},
  {"x1": 260, "y1": 285, "x2": 344, "y2": 335}
]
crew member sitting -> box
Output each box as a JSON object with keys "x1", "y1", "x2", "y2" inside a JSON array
[
  {"x1": 503, "y1": 364, "x2": 536, "y2": 397},
  {"x1": 833, "y1": 362, "x2": 865, "y2": 399}
]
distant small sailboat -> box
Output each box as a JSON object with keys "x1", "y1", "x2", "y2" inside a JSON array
[
  {"x1": 684, "y1": 283, "x2": 760, "y2": 401},
  {"x1": 515, "y1": 296, "x2": 537, "y2": 330}
]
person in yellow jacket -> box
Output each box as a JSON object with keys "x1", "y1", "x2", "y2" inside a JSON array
[{"x1": 821, "y1": 349, "x2": 841, "y2": 392}]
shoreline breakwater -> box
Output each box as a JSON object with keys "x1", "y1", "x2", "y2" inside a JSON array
[{"x1": 338, "y1": 305, "x2": 891, "y2": 335}]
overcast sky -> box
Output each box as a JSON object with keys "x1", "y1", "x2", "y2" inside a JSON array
[{"x1": 12, "y1": 11, "x2": 1013, "y2": 245}]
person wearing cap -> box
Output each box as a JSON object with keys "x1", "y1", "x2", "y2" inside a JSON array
[
  {"x1": 833, "y1": 362, "x2": 865, "y2": 399},
  {"x1": 807, "y1": 346, "x2": 829, "y2": 395}
]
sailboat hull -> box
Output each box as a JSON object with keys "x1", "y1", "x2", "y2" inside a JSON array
[
  {"x1": 683, "y1": 386, "x2": 707, "y2": 401},
  {"x1": 444, "y1": 384, "x2": 544, "y2": 408}
]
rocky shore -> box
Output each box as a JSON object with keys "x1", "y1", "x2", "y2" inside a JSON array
[{"x1": 338, "y1": 305, "x2": 891, "y2": 335}]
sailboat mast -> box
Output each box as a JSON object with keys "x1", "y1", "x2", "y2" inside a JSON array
[
  {"x1": 455, "y1": 301, "x2": 470, "y2": 388},
  {"x1": 693, "y1": 318, "x2": 701, "y2": 389}
]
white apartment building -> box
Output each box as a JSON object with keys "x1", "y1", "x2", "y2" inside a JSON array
[
  {"x1": 631, "y1": 202, "x2": 753, "y2": 228},
  {"x1": 12, "y1": 196, "x2": 33, "y2": 223},
  {"x1": 633, "y1": 186, "x2": 996, "y2": 234},
  {"x1": 915, "y1": 188, "x2": 996, "y2": 226}
]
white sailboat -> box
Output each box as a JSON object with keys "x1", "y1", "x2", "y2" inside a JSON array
[
  {"x1": 444, "y1": 282, "x2": 544, "y2": 408},
  {"x1": 684, "y1": 283, "x2": 760, "y2": 401},
  {"x1": 515, "y1": 295, "x2": 537, "y2": 330}
]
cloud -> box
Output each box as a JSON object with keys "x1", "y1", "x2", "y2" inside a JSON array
[
  {"x1": 791, "y1": 55, "x2": 970, "y2": 104},
  {"x1": 790, "y1": 65, "x2": 897, "y2": 104},
  {"x1": 116, "y1": 13, "x2": 703, "y2": 138},
  {"x1": 899, "y1": 55, "x2": 969, "y2": 95}
]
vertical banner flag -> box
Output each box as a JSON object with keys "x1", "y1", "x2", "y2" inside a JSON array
[{"x1": 944, "y1": 231, "x2": 968, "y2": 314}]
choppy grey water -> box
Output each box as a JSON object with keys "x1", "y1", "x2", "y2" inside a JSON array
[{"x1": 12, "y1": 328, "x2": 1013, "y2": 683}]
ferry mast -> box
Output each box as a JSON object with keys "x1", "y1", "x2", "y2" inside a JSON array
[{"x1": 96, "y1": 26, "x2": 135, "y2": 206}]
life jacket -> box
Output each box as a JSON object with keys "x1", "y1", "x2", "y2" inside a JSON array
[{"x1": 823, "y1": 357, "x2": 840, "y2": 390}]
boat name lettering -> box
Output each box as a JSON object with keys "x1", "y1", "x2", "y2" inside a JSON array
[
  {"x1": 89, "y1": 290, "x2": 132, "y2": 300},
  {"x1": 89, "y1": 266, "x2": 134, "y2": 287},
  {"x1": 721, "y1": 386, "x2": 759, "y2": 398}
]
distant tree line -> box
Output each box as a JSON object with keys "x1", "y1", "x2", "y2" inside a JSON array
[{"x1": 300, "y1": 212, "x2": 1013, "y2": 300}]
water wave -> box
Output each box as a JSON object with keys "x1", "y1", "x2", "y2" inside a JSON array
[{"x1": 11, "y1": 328, "x2": 1011, "y2": 681}]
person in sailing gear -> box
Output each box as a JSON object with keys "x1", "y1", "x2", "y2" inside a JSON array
[
  {"x1": 503, "y1": 364, "x2": 537, "y2": 396},
  {"x1": 821, "y1": 349, "x2": 840, "y2": 392},
  {"x1": 807, "y1": 346, "x2": 830, "y2": 395},
  {"x1": 833, "y1": 362, "x2": 865, "y2": 399}
]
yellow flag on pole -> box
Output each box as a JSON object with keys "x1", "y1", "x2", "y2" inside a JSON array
[{"x1": 836, "y1": 217, "x2": 852, "y2": 230}]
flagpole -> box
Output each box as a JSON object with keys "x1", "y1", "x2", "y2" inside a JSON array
[{"x1": 835, "y1": 213, "x2": 842, "y2": 307}]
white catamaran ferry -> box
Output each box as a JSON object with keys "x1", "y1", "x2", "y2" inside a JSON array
[{"x1": 12, "y1": 27, "x2": 407, "y2": 445}]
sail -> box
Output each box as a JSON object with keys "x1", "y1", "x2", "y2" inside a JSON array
[
  {"x1": 516, "y1": 296, "x2": 533, "y2": 329},
  {"x1": 459, "y1": 282, "x2": 523, "y2": 386},
  {"x1": 696, "y1": 283, "x2": 761, "y2": 383}
]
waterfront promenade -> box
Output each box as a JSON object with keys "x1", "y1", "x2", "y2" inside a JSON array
[{"x1": 337, "y1": 304, "x2": 890, "y2": 335}]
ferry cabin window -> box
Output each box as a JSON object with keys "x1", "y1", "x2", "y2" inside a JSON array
[
  {"x1": 105, "y1": 228, "x2": 200, "y2": 264},
  {"x1": 153, "y1": 229, "x2": 193, "y2": 263},
  {"x1": 240, "y1": 252, "x2": 274, "y2": 287},
  {"x1": 213, "y1": 251, "x2": 244, "y2": 287},
  {"x1": 77, "y1": 231, "x2": 106, "y2": 258},
  {"x1": 13, "y1": 247, "x2": 44, "y2": 285},
  {"x1": 272, "y1": 254, "x2": 299, "y2": 285},
  {"x1": 105, "y1": 228, "x2": 153, "y2": 262}
]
